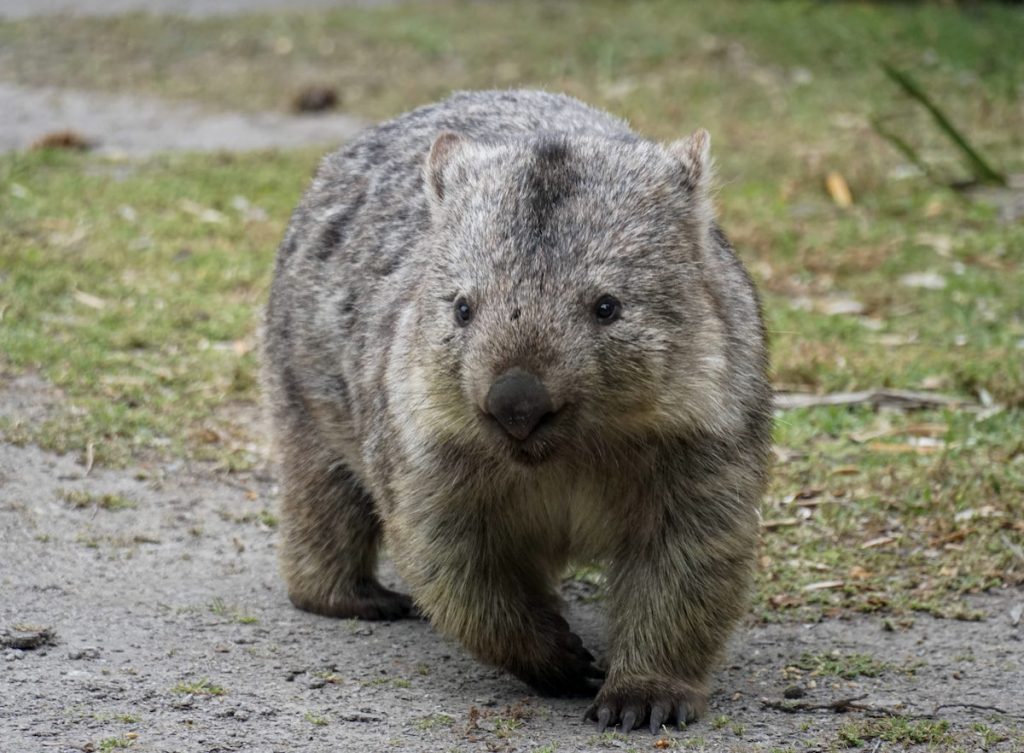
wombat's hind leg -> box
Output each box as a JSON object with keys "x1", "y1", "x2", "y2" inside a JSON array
[{"x1": 278, "y1": 450, "x2": 414, "y2": 621}]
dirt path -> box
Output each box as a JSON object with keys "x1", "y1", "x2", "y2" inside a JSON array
[
  {"x1": 0, "y1": 83, "x2": 367, "y2": 156},
  {"x1": 0, "y1": 0, "x2": 404, "y2": 20},
  {"x1": 1, "y1": 376, "x2": 1022, "y2": 752}
]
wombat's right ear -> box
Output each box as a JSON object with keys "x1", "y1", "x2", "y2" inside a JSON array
[
  {"x1": 666, "y1": 129, "x2": 716, "y2": 234},
  {"x1": 424, "y1": 131, "x2": 465, "y2": 205},
  {"x1": 666, "y1": 128, "x2": 713, "y2": 196}
]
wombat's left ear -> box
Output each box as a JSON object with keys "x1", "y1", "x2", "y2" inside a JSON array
[
  {"x1": 424, "y1": 131, "x2": 465, "y2": 205},
  {"x1": 666, "y1": 128, "x2": 713, "y2": 196}
]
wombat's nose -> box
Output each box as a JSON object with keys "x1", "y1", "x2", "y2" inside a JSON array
[{"x1": 485, "y1": 368, "x2": 554, "y2": 441}]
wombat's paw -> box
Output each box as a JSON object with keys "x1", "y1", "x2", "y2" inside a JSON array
[
  {"x1": 289, "y1": 582, "x2": 418, "y2": 621},
  {"x1": 511, "y1": 614, "x2": 603, "y2": 697},
  {"x1": 585, "y1": 677, "x2": 707, "y2": 734}
]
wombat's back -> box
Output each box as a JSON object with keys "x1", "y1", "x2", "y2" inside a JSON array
[{"x1": 279, "y1": 90, "x2": 633, "y2": 268}]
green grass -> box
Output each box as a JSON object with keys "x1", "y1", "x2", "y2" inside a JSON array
[
  {"x1": 97, "y1": 737, "x2": 134, "y2": 753},
  {"x1": 170, "y1": 678, "x2": 226, "y2": 696},
  {"x1": 1, "y1": 1, "x2": 1022, "y2": 619},
  {"x1": 60, "y1": 489, "x2": 136, "y2": 511},
  {"x1": 838, "y1": 717, "x2": 952, "y2": 748},
  {"x1": 208, "y1": 597, "x2": 259, "y2": 624},
  {"x1": 1, "y1": 148, "x2": 313, "y2": 467},
  {"x1": 794, "y1": 651, "x2": 889, "y2": 680},
  {"x1": 414, "y1": 713, "x2": 455, "y2": 731},
  {"x1": 303, "y1": 710, "x2": 328, "y2": 726}
]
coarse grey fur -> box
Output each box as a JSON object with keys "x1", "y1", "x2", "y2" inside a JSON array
[{"x1": 262, "y1": 89, "x2": 772, "y2": 734}]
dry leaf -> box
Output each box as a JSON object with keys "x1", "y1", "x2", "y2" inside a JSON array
[
  {"x1": 903, "y1": 423, "x2": 949, "y2": 437},
  {"x1": 196, "y1": 428, "x2": 221, "y2": 444},
  {"x1": 785, "y1": 488, "x2": 824, "y2": 506},
  {"x1": 825, "y1": 171, "x2": 853, "y2": 208},
  {"x1": 849, "y1": 566, "x2": 871, "y2": 580},
  {"x1": 867, "y1": 440, "x2": 944, "y2": 455},
  {"x1": 73, "y1": 290, "x2": 107, "y2": 310},
  {"x1": 899, "y1": 272, "x2": 947, "y2": 290},
  {"x1": 31, "y1": 129, "x2": 93, "y2": 151},
  {"x1": 924, "y1": 197, "x2": 945, "y2": 218},
  {"x1": 773, "y1": 446, "x2": 805, "y2": 463},
  {"x1": 793, "y1": 498, "x2": 830, "y2": 509},
  {"x1": 954, "y1": 506, "x2": 1001, "y2": 523},
  {"x1": 84, "y1": 441, "x2": 94, "y2": 476},
  {"x1": 831, "y1": 466, "x2": 861, "y2": 476},
  {"x1": 803, "y1": 580, "x2": 845, "y2": 592},
  {"x1": 819, "y1": 297, "x2": 866, "y2": 316},
  {"x1": 770, "y1": 594, "x2": 803, "y2": 608},
  {"x1": 915, "y1": 232, "x2": 953, "y2": 257},
  {"x1": 774, "y1": 389, "x2": 970, "y2": 411},
  {"x1": 852, "y1": 422, "x2": 948, "y2": 443},
  {"x1": 180, "y1": 199, "x2": 227, "y2": 225},
  {"x1": 861, "y1": 535, "x2": 897, "y2": 549},
  {"x1": 874, "y1": 333, "x2": 918, "y2": 347},
  {"x1": 763, "y1": 518, "x2": 800, "y2": 530}
]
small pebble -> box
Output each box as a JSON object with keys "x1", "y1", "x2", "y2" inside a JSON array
[
  {"x1": 783, "y1": 685, "x2": 806, "y2": 699},
  {"x1": 69, "y1": 647, "x2": 100, "y2": 660}
]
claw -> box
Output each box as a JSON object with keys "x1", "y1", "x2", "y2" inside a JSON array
[
  {"x1": 620, "y1": 709, "x2": 637, "y2": 733},
  {"x1": 597, "y1": 707, "x2": 611, "y2": 734},
  {"x1": 677, "y1": 698, "x2": 698, "y2": 724},
  {"x1": 649, "y1": 704, "x2": 667, "y2": 734}
]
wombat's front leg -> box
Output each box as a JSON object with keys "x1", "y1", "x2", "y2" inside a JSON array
[
  {"x1": 588, "y1": 476, "x2": 758, "y2": 733},
  {"x1": 388, "y1": 503, "x2": 602, "y2": 696},
  {"x1": 277, "y1": 428, "x2": 415, "y2": 621}
]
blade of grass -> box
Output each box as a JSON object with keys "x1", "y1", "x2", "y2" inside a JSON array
[
  {"x1": 870, "y1": 115, "x2": 947, "y2": 187},
  {"x1": 881, "y1": 61, "x2": 1007, "y2": 187}
]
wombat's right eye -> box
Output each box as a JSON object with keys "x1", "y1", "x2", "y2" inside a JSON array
[
  {"x1": 593, "y1": 294, "x2": 621, "y2": 324},
  {"x1": 454, "y1": 298, "x2": 473, "y2": 326}
]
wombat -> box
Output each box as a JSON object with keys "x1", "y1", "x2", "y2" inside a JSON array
[{"x1": 263, "y1": 90, "x2": 772, "y2": 734}]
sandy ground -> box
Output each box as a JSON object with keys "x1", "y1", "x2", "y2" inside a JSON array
[
  {"x1": 0, "y1": 83, "x2": 367, "y2": 156},
  {"x1": 0, "y1": 0, "x2": 405, "y2": 19},
  {"x1": 1, "y1": 374, "x2": 1023, "y2": 752}
]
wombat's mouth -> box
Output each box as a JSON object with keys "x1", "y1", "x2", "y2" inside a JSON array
[{"x1": 478, "y1": 407, "x2": 570, "y2": 466}]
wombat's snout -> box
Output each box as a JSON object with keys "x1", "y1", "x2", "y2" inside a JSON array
[{"x1": 485, "y1": 368, "x2": 555, "y2": 441}]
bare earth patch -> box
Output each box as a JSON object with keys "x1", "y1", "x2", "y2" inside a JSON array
[
  {"x1": 1, "y1": 383, "x2": 1021, "y2": 751},
  {"x1": 0, "y1": 83, "x2": 366, "y2": 156},
  {"x1": 0, "y1": 0, "x2": 404, "y2": 20}
]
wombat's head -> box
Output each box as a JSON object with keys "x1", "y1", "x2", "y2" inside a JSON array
[{"x1": 408, "y1": 129, "x2": 735, "y2": 466}]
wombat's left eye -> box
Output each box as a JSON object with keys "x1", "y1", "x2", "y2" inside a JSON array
[
  {"x1": 454, "y1": 298, "x2": 473, "y2": 326},
  {"x1": 593, "y1": 295, "x2": 621, "y2": 324}
]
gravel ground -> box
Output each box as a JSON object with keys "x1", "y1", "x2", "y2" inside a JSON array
[{"x1": 1, "y1": 375, "x2": 1023, "y2": 752}]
